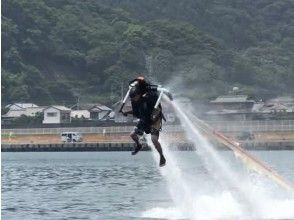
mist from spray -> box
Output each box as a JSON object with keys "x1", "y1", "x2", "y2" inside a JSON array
[
  {"x1": 142, "y1": 96, "x2": 294, "y2": 219},
  {"x1": 150, "y1": 141, "x2": 198, "y2": 219},
  {"x1": 172, "y1": 99, "x2": 269, "y2": 215},
  {"x1": 143, "y1": 135, "x2": 245, "y2": 219}
]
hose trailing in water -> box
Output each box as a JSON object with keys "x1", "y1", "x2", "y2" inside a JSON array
[{"x1": 188, "y1": 112, "x2": 294, "y2": 193}]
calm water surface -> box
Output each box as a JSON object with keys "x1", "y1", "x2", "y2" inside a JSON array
[{"x1": 2, "y1": 151, "x2": 294, "y2": 220}]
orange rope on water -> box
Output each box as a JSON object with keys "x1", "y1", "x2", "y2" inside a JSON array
[{"x1": 189, "y1": 113, "x2": 294, "y2": 193}]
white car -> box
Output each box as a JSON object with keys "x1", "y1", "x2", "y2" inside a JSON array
[{"x1": 61, "y1": 132, "x2": 83, "y2": 143}]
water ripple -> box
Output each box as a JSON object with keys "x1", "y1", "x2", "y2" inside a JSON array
[{"x1": 2, "y1": 152, "x2": 165, "y2": 220}]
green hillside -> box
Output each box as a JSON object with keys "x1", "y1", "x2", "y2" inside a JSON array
[{"x1": 2, "y1": 0, "x2": 294, "y2": 106}]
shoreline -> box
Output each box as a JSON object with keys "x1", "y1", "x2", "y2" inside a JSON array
[{"x1": 2, "y1": 141, "x2": 294, "y2": 152}]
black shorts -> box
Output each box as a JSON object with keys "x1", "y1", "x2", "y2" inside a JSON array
[{"x1": 134, "y1": 119, "x2": 161, "y2": 136}]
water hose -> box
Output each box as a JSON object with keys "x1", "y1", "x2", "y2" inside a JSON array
[{"x1": 188, "y1": 112, "x2": 294, "y2": 193}]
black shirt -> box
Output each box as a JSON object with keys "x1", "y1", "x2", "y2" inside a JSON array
[{"x1": 131, "y1": 91, "x2": 158, "y2": 123}]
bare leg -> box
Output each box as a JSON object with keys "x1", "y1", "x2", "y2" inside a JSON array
[
  {"x1": 151, "y1": 134, "x2": 163, "y2": 155},
  {"x1": 130, "y1": 131, "x2": 142, "y2": 155},
  {"x1": 130, "y1": 131, "x2": 140, "y2": 146},
  {"x1": 151, "y1": 134, "x2": 166, "y2": 166}
]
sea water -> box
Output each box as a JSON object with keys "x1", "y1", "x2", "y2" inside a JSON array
[{"x1": 2, "y1": 151, "x2": 294, "y2": 220}]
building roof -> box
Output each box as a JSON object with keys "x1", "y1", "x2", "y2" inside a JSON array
[
  {"x1": 2, "y1": 109, "x2": 26, "y2": 118},
  {"x1": 72, "y1": 103, "x2": 112, "y2": 111},
  {"x1": 5, "y1": 103, "x2": 39, "y2": 109},
  {"x1": 44, "y1": 105, "x2": 71, "y2": 111},
  {"x1": 266, "y1": 96, "x2": 294, "y2": 105},
  {"x1": 97, "y1": 105, "x2": 112, "y2": 111},
  {"x1": 206, "y1": 109, "x2": 252, "y2": 115},
  {"x1": 2, "y1": 106, "x2": 46, "y2": 118},
  {"x1": 260, "y1": 103, "x2": 293, "y2": 113},
  {"x1": 211, "y1": 95, "x2": 255, "y2": 103},
  {"x1": 88, "y1": 104, "x2": 112, "y2": 112}
]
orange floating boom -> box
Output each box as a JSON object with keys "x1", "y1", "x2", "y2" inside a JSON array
[{"x1": 188, "y1": 112, "x2": 294, "y2": 193}]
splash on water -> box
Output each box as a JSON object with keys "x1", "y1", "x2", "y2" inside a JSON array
[
  {"x1": 141, "y1": 207, "x2": 184, "y2": 220},
  {"x1": 143, "y1": 98, "x2": 294, "y2": 220}
]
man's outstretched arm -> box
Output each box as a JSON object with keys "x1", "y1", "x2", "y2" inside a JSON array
[{"x1": 121, "y1": 110, "x2": 133, "y2": 116}]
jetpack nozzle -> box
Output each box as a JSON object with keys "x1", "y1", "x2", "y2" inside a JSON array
[
  {"x1": 155, "y1": 86, "x2": 173, "y2": 101},
  {"x1": 154, "y1": 86, "x2": 173, "y2": 109},
  {"x1": 119, "y1": 81, "x2": 141, "y2": 112}
]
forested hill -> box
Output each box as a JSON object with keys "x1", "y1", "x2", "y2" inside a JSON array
[{"x1": 2, "y1": 0, "x2": 294, "y2": 106}]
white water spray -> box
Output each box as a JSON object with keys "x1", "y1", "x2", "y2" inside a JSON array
[
  {"x1": 145, "y1": 133, "x2": 244, "y2": 219},
  {"x1": 172, "y1": 100, "x2": 267, "y2": 216},
  {"x1": 143, "y1": 98, "x2": 294, "y2": 219}
]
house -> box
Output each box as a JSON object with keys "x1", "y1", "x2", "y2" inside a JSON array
[
  {"x1": 43, "y1": 106, "x2": 71, "y2": 124},
  {"x1": 267, "y1": 96, "x2": 294, "y2": 107},
  {"x1": 206, "y1": 95, "x2": 294, "y2": 120},
  {"x1": 3, "y1": 103, "x2": 40, "y2": 118},
  {"x1": 5, "y1": 103, "x2": 38, "y2": 110},
  {"x1": 70, "y1": 103, "x2": 113, "y2": 121},
  {"x1": 206, "y1": 95, "x2": 256, "y2": 120},
  {"x1": 260, "y1": 103, "x2": 293, "y2": 113},
  {"x1": 88, "y1": 104, "x2": 112, "y2": 120},
  {"x1": 113, "y1": 101, "x2": 134, "y2": 123},
  {"x1": 2, "y1": 106, "x2": 45, "y2": 118},
  {"x1": 70, "y1": 110, "x2": 90, "y2": 119},
  {"x1": 210, "y1": 95, "x2": 255, "y2": 110}
]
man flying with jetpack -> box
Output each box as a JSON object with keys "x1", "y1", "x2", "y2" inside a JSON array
[{"x1": 119, "y1": 76, "x2": 173, "y2": 167}]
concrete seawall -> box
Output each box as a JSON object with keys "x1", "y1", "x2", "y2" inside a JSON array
[
  {"x1": 2, "y1": 141, "x2": 294, "y2": 152},
  {"x1": 1, "y1": 142, "x2": 196, "y2": 152}
]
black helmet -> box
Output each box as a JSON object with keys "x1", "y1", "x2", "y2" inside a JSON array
[
  {"x1": 129, "y1": 86, "x2": 141, "y2": 98},
  {"x1": 129, "y1": 76, "x2": 148, "y2": 97}
]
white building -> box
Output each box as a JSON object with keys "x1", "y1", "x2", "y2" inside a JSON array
[
  {"x1": 2, "y1": 107, "x2": 45, "y2": 118},
  {"x1": 89, "y1": 104, "x2": 112, "y2": 120},
  {"x1": 2, "y1": 109, "x2": 26, "y2": 118},
  {"x1": 70, "y1": 110, "x2": 90, "y2": 119},
  {"x1": 25, "y1": 107, "x2": 46, "y2": 116},
  {"x1": 5, "y1": 103, "x2": 38, "y2": 110},
  {"x1": 43, "y1": 106, "x2": 71, "y2": 124}
]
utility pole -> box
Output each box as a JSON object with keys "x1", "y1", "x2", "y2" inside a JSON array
[
  {"x1": 77, "y1": 96, "x2": 80, "y2": 110},
  {"x1": 121, "y1": 81, "x2": 124, "y2": 101}
]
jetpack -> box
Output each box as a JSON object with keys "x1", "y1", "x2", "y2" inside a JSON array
[{"x1": 119, "y1": 76, "x2": 173, "y2": 113}]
